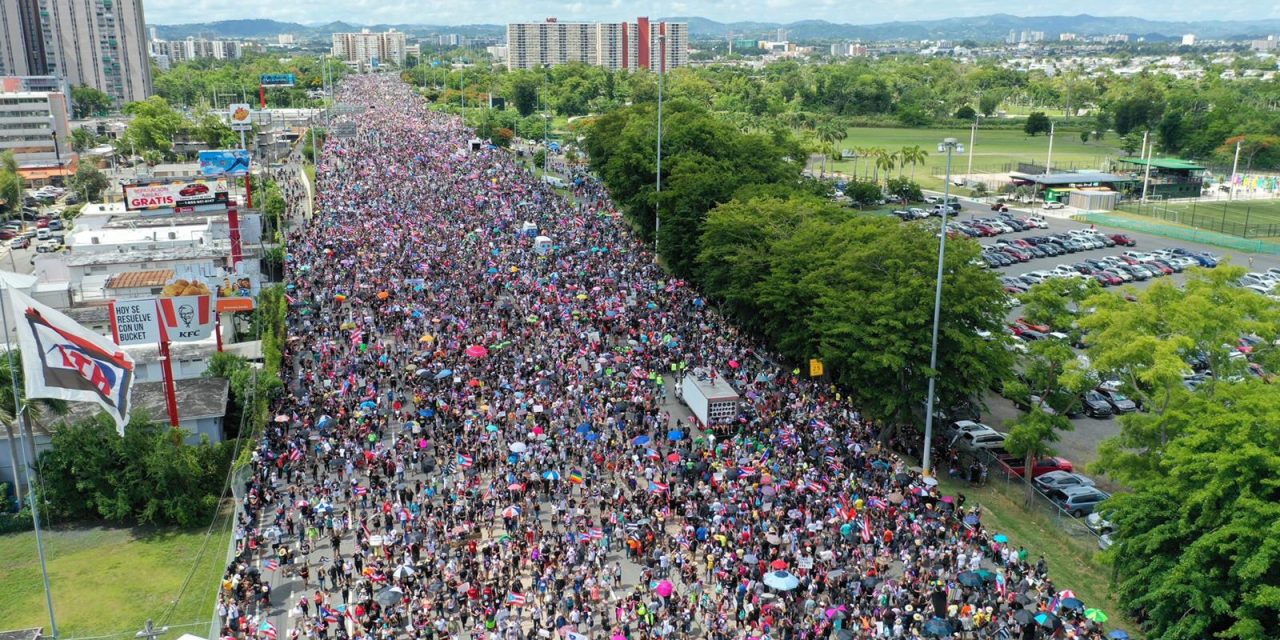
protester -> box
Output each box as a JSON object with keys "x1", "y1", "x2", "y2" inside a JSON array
[{"x1": 215, "y1": 75, "x2": 1110, "y2": 640}]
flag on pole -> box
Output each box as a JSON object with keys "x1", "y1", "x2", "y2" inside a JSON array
[
  {"x1": 264, "y1": 559, "x2": 279, "y2": 571},
  {"x1": 259, "y1": 621, "x2": 276, "y2": 640},
  {"x1": 568, "y1": 469, "x2": 584, "y2": 484},
  {"x1": 7, "y1": 285, "x2": 135, "y2": 435},
  {"x1": 507, "y1": 592, "x2": 526, "y2": 606},
  {"x1": 457, "y1": 454, "x2": 473, "y2": 468}
]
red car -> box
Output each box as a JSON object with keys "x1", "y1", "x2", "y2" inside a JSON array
[
  {"x1": 1001, "y1": 455, "x2": 1075, "y2": 478},
  {"x1": 35, "y1": 218, "x2": 49, "y2": 228},
  {"x1": 1095, "y1": 272, "x2": 1123, "y2": 286},
  {"x1": 1015, "y1": 317, "x2": 1051, "y2": 333},
  {"x1": 1110, "y1": 234, "x2": 1136, "y2": 247},
  {"x1": 1000, "y1": 247, "x2": 1031, "y2": 262},
  {"x1": 179, "y1": 183, "x2": 210, "y2": 197}
]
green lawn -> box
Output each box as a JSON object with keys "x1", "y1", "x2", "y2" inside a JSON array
[
  {"x1": 830, "y1": 126, "x2": 1122, "y2": 178},
  {"x1": 0, "y1": 516, "x2": 232, "y2": 639},
  {"x1": 1117, "y1": 198, "x2": 1280, "y2": 237},
  {"x1": 937, "y1": 474, "x2": 1140, "y2": 638}
]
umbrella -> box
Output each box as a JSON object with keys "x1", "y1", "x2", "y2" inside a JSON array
[
  {"x1": 963, "y1": 514, "x2": 979, "y2": 526},
  {"x1": 374, "y1": 586, "x2": 404, "y2": 606},
  {"x1": 508, "y1": 442, "x2": 528, "y2": 453},
  {"x1": 922, "y1": 618, "x2": 952, "y2": 637},
  {"x1": 836, "y1": 630, "x2": 854, "y2": 640},
  {"x1": 666, "y1": 452, "x2": 681, "y2": 463},
  {"x1": 1012, "y1": 610, "x2": 1035, "y2": 626},
  {"x1": 993, "y1": 533, "x2": 1009, "y2": 543},
  {"x1": 655, "y1": 580, "x2": 674, "y2": 597},
  {"x1": 957, "y1": 572, "x2": 983, "y2": 587},
  {"x1": 1108, "y1": 632, "x2": 1130, "y2": 640},
  {"x1": 1084, "y1": 609, "x2": 1109, "y2": 623},
  {"x1": 860, "y1": 576, "x2": 880, "y2": 589},
  {"x1": 1059, "y1": 597, "x2": 1085, "y2": 612},
  {"x1": 887, "y1": 492, "x2": 905, "y2": 504},
  {"x1": 667, "y1": 430, "x2": 685, "y2": 441},
  {"x1": 632, "y1": 435, "x2": 650, "y2": 445},
  {"x1": 465, "y1": 345, "x2": 489, "y2": 358},
  {"x1": 486, "y1": 424, "x2": 500, "y2": 433},
  {"x1": 274, "y1": 414, "x2": 290, "y2": 423},
  {"x1": 392, "y1": 565, "x2": 416, "y2": 579},
  {"x1": 501, "y1": 505, "x2": 522, "y2": 518},
  {"x1": 762, "y1": 570, "x2": 800, "y2": 591},
  {"x1": 1035, "y1": 612, "x2": 1062, "y2": 630},
  {"x1": 296, "y1": 499, "x2": 310, "y2": 508},
  {"x1": 575, "y1": 423, "x2": 592, "y2": 434},
  {"x1": 434, "y1": 369, "x2": 453, "y2": 380},
  {"x1": 770, "y1": 559, "x2": 788, "y2": 570},
  {"x1": 922, "y1": 476, "x2": 939, "y2": 486},
  {"x1": 542, "y1": 470, "x2": 561, "y2": 481}
]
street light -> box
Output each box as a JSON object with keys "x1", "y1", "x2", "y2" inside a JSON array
[
  {"x1": 655, "y1": 33, "x2": 666, "y2": 253},
  {"x1": 49, "y1": 115, "x2": 62, "y2": 183},
  {"x1": 922, "y1": 137, "x2": 964, "y2": 478}
]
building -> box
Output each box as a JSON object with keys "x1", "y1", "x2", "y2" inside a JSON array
[
  {"x1": 331, "y1": 29, "x2": 407, "y2": 68},
  {"x1": 1181, "y1": 34, "x2": 1196, "y2": 46},
  {"x1": 505, "y1": 17, "x2": 688, "y2": 72},
  {"x1": 1059, "y1": 33, "x2": 1078, "y2": 42},
  {"x1": 1251, "y1": 36, "x2": 1277, "y2": 52},
  {"x1": 151, "y1": 38, "x2": 245, "y2": 65},
  {"x1": 277, "y1": 34, "x2": 295, "y2": 45},
  {"x1": 1008, "y1": 171, "x2": 1136, "y2": 203},
  {"x1": 830, "y1": 42, "x2": 868, "y2": 57},
  {"x1": 1117, "y1": 157, "x2": 1205, "y2": 199},
  {"x1": 0, "y1": 90, "x2": 75, "y2": 179},
  {"x1": 0, "y1": 74, "x2": 67, "y2": 94},
  {"x1": 0, "y1": 0, "x2": 152, "y2": 104}
]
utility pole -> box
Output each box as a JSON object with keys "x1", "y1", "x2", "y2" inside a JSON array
[
  {"x1": 655, "y1": 33, "x2": 666, "y2": 254},
  {"x1": 923, "y1": 138, "x2": 963, "y2": 478},
  {"x1": 966, "y1": 115, "x2": 978, "y2": 177},
  {"x1": 1044, "y1": 120, "x2": 1055, "y2": 176},
  {"x1": 135, "y1": 619, "x2": 169, "y2": 640},
  {"x1": 1141, "y1": 132, "x2": 1155, "y2": 203},
  {"x1": 1229, "y1": 139, "x2": 1242, "y2": 201}
]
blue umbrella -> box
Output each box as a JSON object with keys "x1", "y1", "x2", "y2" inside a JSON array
[
  {"x1": 632, "y1": 435, "x2": 651, "y2": 446},
  {"x1": 360, "y1": 400, "x2": 377, "y2": 411},
  {"x1": 957, "y1": 572, "x2": 983, "y2": 588},
  {"x1": 507, "y1": 454, "x2": 519, "y2": 464},
  {"x1": 434, "y1": 369, "x2": 453, "y2": 380},
  {"x1": 542, "y1": 471, "x2": 561, "y2": 481},
  {"x1": 762, "y1": 570, "x2": 800, "y2": 591},
  {"x1": 486, "y1": 424, "x2": 499, "y2": 432},
  {"x1": 963, "y1": 514, "x2": 979, "y2": 526},
  {"x1": 418, "y1": 408, "x2": 435, "y2": 418},
  {"x1": 993, "y1": 533, "x2": 1009, "y2": 543},
  {"x1": 1107, "y1": 632, "x2": 1130, "y2": 640},
  {"x1": 667, "y1": 430, "x2": 685, "y2": 441},
  {"x1": 576, "y1": 423, "x2": 592, "y2": 434},
  {"x1": 317, "y1": 415, "x2": 335, "y2": 429},
  {"x1": 921, "y1": 618, "x2": 952, "y2": 637},
  {"x1": 585, "y1": 432, "x2": 600, "y2": 442},
  {"x1": 1059, "y1": 597, "x2": 1085, "y2": 611}
]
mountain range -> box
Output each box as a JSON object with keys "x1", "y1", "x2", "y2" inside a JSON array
[{"x1": 151, "y1": 14, "x2": 1280, "y2": 43}]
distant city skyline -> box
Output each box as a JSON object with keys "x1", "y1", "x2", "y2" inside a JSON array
[{"x1": 144, "y1": 1, "x2": 1276, "y2": 27}]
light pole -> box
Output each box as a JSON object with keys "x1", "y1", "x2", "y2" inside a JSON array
[
  {"x1": 922, "y1": 137, "x2": 963, "y2": 478},
  {"x1": 655, "y1": 33, "x2": 666, "y2": 253},
  {"x1": 966, "y1": 115, "x2": 979, "y2": 177},
  {"x1": 1043, "y1": 120, "x2": 1055, "y2": 177}
]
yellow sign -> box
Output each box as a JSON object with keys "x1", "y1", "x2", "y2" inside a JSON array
[{"x1": 809, "y1": 359, "x2": 825, "y2": 377}]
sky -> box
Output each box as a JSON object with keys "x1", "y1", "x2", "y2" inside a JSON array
[{"x1": 144, "y1": 0, "x2": 1276, "y2": 25}]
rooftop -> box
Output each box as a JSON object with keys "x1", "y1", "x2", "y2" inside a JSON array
[
  {"x1": 1009, "y1": 171, "x2": 1135, "y2": 186},
  {"x1": 1117, "y1": 157, "x2": 1206, "y2": 171},
  {"x1": 684, "y1": 368, "x2": 740, "y2": 400},
  {"x1": 64, "y1": 245, "x2": 229, "y2": 267},
  {"x1": 0, "y1": 377, "x2": 229, "y2": 439},
  {"x1": 105, "y1": 269, "x2": 175, "y2": 289}
]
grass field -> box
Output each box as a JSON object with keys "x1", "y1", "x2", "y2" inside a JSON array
[
  {"x1": 0, "y1": 516, "x2": 232, "y2": 639},
  {"x1": 828, "y1": 126, "x2": 1123, "y2": 178},
  {"x1": 1118, "y1": 198, "x2": 1280, "y2": 237}
]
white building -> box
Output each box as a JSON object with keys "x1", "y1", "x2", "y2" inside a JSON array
[
  {"x1": 0, "y1": 90, "x2": 74, "y2": 176},
  {"x1": 152, "y1": 38, "x2": 245, "y2": 64},
  {"x1": 1181, "y1": 34, "x2": 1196, "y2": 46},
  {"x1": 332, "y1": 29, "x2": 407, "y2": 68},
  {"x1": 278, "y1": 34, "x2": 296, "y2": 45},
  {"x1": 506, "y1": 17, "x2": 687, "y2": 72}
]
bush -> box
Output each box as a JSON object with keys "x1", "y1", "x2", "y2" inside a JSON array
[
  {"x1": 886, "y1": 177, "x2": 924, "y2": 203},
  {"x1": 0, "y1": 509, "x2": 32, "y2": 534},
  {"x1": 843, "y1": 180, "x2": 884, "y2": 207}
]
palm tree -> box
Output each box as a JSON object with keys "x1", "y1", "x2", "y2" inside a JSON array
[
  {"x1": 899, "y1": 145, "x2": 929, "y2": 181},
  {"x1": 873, "y1": 148, "x2": 896, "y2": 185},
  {"x1": 816, "y1": 121, "x2": 848, "y2": 176},
  {"x1": 0, "y1": 353, "x2": 67, "y2": 504}
]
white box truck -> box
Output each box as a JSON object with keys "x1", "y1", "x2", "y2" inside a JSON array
[{"x1": 680, "y1": 368, "x2": 740, "y2": 426}]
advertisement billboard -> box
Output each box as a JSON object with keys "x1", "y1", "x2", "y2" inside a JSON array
[
  {"x1": 158, "y1": 278, "x2": 217, "y2": 342},
  {"x1": 108, "y1": 298, "x2": 163, "y2": 346},
  {"x1": 199, "y1": 150, "x2": 251, "y2": 177},
  {"x1": 228, "y1": 103, "x2": 253, "y2": 131},
  {"x1": 174, "y1": 264, "x2": 260, "y2": 311},
  {"x1": 123, "y1": 178, "x2": 229, "y2": 211},
  {"x1": 260, "y1": 73, "x2": 297, "y2": 87}
]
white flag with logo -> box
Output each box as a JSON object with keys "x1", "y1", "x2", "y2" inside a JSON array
[{"x1": 8, "y1": 286, "x2": 136, "y2": 435}]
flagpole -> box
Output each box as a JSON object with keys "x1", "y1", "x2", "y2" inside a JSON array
[{"x1": 1, "y1": 287, "x2": 60, "y2": 639}]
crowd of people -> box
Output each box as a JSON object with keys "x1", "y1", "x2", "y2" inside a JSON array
[{"x1": 214, "y1": 75, "x2": 1122, "y2": 640}]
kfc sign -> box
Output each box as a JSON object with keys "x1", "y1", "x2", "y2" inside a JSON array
[{"x1": 123, "y1": 179, "x2": 229, "y2": 211}]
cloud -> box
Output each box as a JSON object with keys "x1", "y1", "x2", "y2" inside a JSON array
[{"x1": 143, "y1": 0, "x2": 1267, "y2": 25}]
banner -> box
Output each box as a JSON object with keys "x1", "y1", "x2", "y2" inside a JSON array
[
  {"x1": 123, "y1": 178, "x2": 229, "y2": 211},
  {"x1": 199, "y1": 150, "x2": 251, "y2": 177},
  {"x1": 260, "y1": 73, "x2": 296, "y2": 87},
  {"x1": 173, "y1": 264, "x2": 259, "y2": 310},
  {"x1": 157, "y1": 278, "x2": 217, "y2": 342},
  {"x1": 108, "y1": 298, "x2": 162, "y2": 346},
  {"x1": 8, "y1": 286, "x2": 135, "y2": 434}
]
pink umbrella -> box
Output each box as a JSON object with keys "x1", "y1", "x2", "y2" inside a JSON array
[
  {"x1": 465, "y1": 345, "x2": 489, "y2": 358},
  {"x1": 728, "y1": 359, "x2": 740, "y2": 369},
  {"x1": 655, "y1": 579, "x2": 674, "y2": 598}
]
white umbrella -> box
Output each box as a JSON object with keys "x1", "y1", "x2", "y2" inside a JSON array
[
  {"x1": 508, "y1": 442, "x2": 528, "y2": 453},
  {"x1": 393, "y1": 565, "x2": 416, "y2": 579},
  {"x1": 763, "y1": 570, "x2": 801, "y2": 591}
]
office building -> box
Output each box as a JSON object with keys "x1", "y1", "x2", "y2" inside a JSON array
[
  {"x1": 1252, "y1": 36, "x2": 1277, "y2": 52},
  {"x1": 277, "y1": 34, "x2": 295, "y2": 45},
  {"x1": 0, "y1": 90, "x2": 74, "y2": 179},
  {"x1": 830, "y1": 42, "x2": 868, "y2": 57},
  {"x1": 0, "y1": 0, "x2": 151, "y2": 104},
  {"x1": 332, "y1": 29, "x2": 407, "y2": 68},
  {"x1": 505, "y1": 17, "x2": 687, "y2": 72},
  {"x1": 152, "y1": 38, "x2": 244, "y2": 65},
  {"x1": 1059, "y1": 33, "x2": 1078, "y2": 42}
]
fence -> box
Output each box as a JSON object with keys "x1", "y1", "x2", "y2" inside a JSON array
[
  {"x1": 957, "y1": 448, "x2": 1111, "y2": 546},
  {"x1": 1076, "y1": 212, "x2": 1280, "y2": 255},
  {"x1": 1117, "y1": 200, "x2": 1280, "y2": 239}
]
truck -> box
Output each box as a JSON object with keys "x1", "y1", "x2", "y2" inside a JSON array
[{"x1": 679, "y1": 368, "x2": 740, "y2": 426}]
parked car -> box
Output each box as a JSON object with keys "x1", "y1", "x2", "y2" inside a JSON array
[
  {"x1": 946, "y1": 420, "x2": 998, "y2": 440},
  {"x1": 991, "y1": 203, "x2": 1009, "y2": 212},
  {"x1": 1047, "y1": 486, "x2": 1112, "y2": 517},
  {"x1": 1015, "y1": 317, "x2": 1051, "y2": 333},
  {"x1": 953, "y1": 430, "x2": 1008, "y2": 452},
  {"x1": 9, "y1": 237, "x2": 30, "y2": 249},
  {"x1": 1085, "y1": 510, "x2": 1114, "y2": 534},
  {"x1": 1097, "y1": 388, "x2": 1138, "y2": 413},
  {"x1": 1109, "y1": 234, "x2": 1136, "y2": 247},
  {"x1": 1043, "y1": 201, "x2": 1065, "y2": 210},
  {"x1": 998, "y1": 454, "x2": 1074, "y2": 478},
  {"x1": 1080, "y1": 390, "x2": 1115, "y2": 418},
  {"x1": 1034, "y1": 470, "x2": 1096, "y2": 491},
  {"x1": 1098, "y1": 533, "x2": 1114, "y2": 550}
]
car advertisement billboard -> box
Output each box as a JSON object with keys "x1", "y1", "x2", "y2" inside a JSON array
[
  {"x1": 199, "y1": 150, "x2": 251, "y2": 176},
  {"x1": 123, "y1": 178, "x2": 229, "y2": 211}
]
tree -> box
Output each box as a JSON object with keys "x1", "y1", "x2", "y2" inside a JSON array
[
  {"x1": 898, "y1": 145, "x2": 928, "y2": 181},
  {"x1": 979, "y1": 93, "x2": 1001, "y2": 117},
  {"x1": 0, "y1": 151, "x2": 20, "y2": 216},
  {"x1": 1121, "y1": 131, "x2": 1144, "y2": 156},
  {"x1": 0, "y1": 352, "x2": 67, "y2": 507},
  {"x1": 1018, "y1": 278, "x2": 1100, "y2": 346},
  {"x1": 815, "y1": 120, "x2": 847, "y2": 175},
  {"x1": 71, "y1": 85, "x2": 112, "y2": 119},
  {"x1": 1079, "y1": 130, "x2": 1091, "y2": 144},
  {"x1": 1000, "y1": 338, "x2": 1088, "y2": 504},
  {"x1": 1024, "y1": 112, "x2": 1052, "y2": 136},
  {"x1": 872, "y1": 148, "x2": 896, "y2": 184},
  {"x1": 842, "y1": 180, "x2": 883, "y2": 207},
  {"x1": 886, "y1": 177, "x2": 923, "y2": 202},
  {"x1": 70, "y1": 128, "x2": 96, "y2": 152},
  {"x1": 954, "y1": 105, "x2": 977, "y2": 120},
  {"x1": 69, "y1": 162, "x2": 109, "y2": 202}
]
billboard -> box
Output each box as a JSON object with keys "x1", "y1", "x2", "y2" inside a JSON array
[
  {"x1": 260, "y1": 73, "x2": 296, "y2": 87},
  {"x1": 229, "y1": 103, "x2": 253, "y2": 131},
  {"x1": 174, "y1": 264, "x2": 260, "y2": 310},
  {"x1": 123, "y1": 178, "x2": 229, "y2": 211},
  {"x1": 199, "y1": 149, "x2": 251, "y2": 177},
  {"x1": 109, "y1": 299, "x2": 163, "y2": 346},
  {"x1": 158, "y1": 278, "x2": 217, "y2": 342}
]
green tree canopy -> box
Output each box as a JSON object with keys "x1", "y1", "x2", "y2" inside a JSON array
[
  {"x1": 1024, "y1": 111, "x2": 1052, "y2": 136},
  {"x1": 71, "y1": 85, "x2": 112, "y2": 118}
]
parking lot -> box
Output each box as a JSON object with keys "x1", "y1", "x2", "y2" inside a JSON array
[{"x1": 940, "y1": 196, "x2": 1280, "y2": 471}]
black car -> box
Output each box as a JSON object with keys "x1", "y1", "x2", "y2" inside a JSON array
[
  {"x1": 1080, "y1": 391, "x2": 1114, "y2": 418},
  {"x1": 1097, "y1": 388, "x2": 1138, "y2": 413}
]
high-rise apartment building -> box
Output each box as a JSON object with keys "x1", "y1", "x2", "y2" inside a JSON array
[
  {"x1": 332, "y1": 29, "x2": 407, "y2": 68},
  {"x1": 506, "y1": 17, "x2": 687, "y2": 72},
  {"x1": 0, "y1": 0, "x2": 151, "y2": 104},
  {"x1": 152, "y1": 38, "x2": 244, "y2": 64}
]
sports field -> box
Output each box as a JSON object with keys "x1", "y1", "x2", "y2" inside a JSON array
[
  {"x1": 828, "y1": 126, "x2": 1123, "y2": 177},
  {"x1": 1117, "y1": 198, "x2": 1280, "y2": 238}
]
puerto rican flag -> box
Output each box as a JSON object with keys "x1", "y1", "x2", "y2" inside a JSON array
[
  {"x1": 995, "y1": 572, "x2": 1007, "y2": 596},
  {"x1": 806, "y1": 480, "x2": 829, "y2": 494},
  {"x1": 353, "y1": 486, "x2": 368, "y2": 496},
  {"x1": 322, "y1": 607, "x2": 340, "y2": 623},
  {"x1": 350, "y1": 328, "x2": 364, "y2": 345},
  {"x1": 259, "y1": 622, "x2": 277, "y2": 640},
  {"x1": 458, "y1": 454, "x2": 474, "y2": 468},
  {"x1": 508, "y1": 592, "x2": 526, "y2": 606},
  {"x1": 589, "y1": 528, "x2": 603, "y2": 540},
  {"x1": 264, "y1": 559, "x2": 279, "y2": 571},
  {"x1": 867, "y1": 497, "x2": 888, "y2": 510},
  {"x1": 858, "y1": 516, "x2": 872, "y2": 543},
  {"x1": 289, "y1": 448, "x2": 303, "y2": 462},
  {"x1": 648, "y1": 480, "x2": 669, "y2": 493}
]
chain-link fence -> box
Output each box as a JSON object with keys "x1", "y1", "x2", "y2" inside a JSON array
[
  {"x1": 1076, "y1": 212, "x2": 1280, "y2": 255},
  {"x1": 1116, "y1": 199, "x2": 1280, "y2": 238}
]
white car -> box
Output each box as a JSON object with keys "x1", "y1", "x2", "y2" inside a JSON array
[
  {"x1": 1034, "y1": 470, "x2": 1096, "y2": 491},
  {"x1": 946, "y1": 420, "x2": 998, "y2": 439},
  {"x1": 1043, "y1": 202, "x2": 1065, "y2": 210}
]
